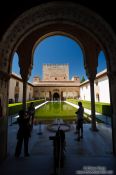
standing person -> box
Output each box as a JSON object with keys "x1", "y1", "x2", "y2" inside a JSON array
[
  {"x1": 75, "y1": 102, "x2": 84, "y2": 141},
  {"x1": 28, "y1": 102, "x2": 35, "y2": 131},
  {"x1": 15, "y1": 110, "x2": 31, "y2": 157}
]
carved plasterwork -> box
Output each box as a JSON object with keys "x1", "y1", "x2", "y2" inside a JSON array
[{"x1": 0, "y1": 1, "x2": 116, "y2": 74}]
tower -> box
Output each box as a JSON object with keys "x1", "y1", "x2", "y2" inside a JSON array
[{"x1": 43, "y1": 64, "x2": 69, "y2": 81}]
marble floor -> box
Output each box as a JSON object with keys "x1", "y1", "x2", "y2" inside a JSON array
[{"x1": 0, "y1": 121, "x2": 115, "y2": 175}]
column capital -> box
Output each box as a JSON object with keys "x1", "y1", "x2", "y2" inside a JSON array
[
  {"x1": 86, "y1": 70, "x2": 97, "y2": 81},
  {"x1": 0, "y1": 71, "x2": 11, "y2": 80},
  {"x1": 83, "y1": 41, "x2": 100, "y2": 81},
  {"x1": 107, "y1": 70, "x2": 116, "y2": 81},
  {"x1": 20, "y1": 69, "x2": 28, "y2": 82},
  {"x1": 19, "y1": 63, "x2": 32, "y2": 82}
]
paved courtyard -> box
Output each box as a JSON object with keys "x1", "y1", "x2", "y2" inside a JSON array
[{"x1": 0, "y1": 120, "x2": 116, "y2": 175}]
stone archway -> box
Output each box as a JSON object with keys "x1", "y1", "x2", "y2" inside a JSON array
[
  {"x1": 0, "y1": 1, "x2": 116, "y2": 161},
  {"x1": 1, "y1": 1, "x2": 116, "y2": 73}
]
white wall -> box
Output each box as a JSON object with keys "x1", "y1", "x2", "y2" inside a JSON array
[
  {"x1": 9, "y1": 78, "x2": 23, "y2": 102},
  {"x1": 9, "y1": 77, "x2": 33, "y2": 102},
  {"x1": 9, "y1": 78, "x2": 15, "y2": 100},
  {"x1": 18, "y1": 81, "x2": 23, "y2": 102},
  {"x1": 80, "y1": 83, "x2": 90, "y2": 101},
  {"x1": 26, "y1": 84, "x2": 33, "y2": 101},
  {"x1": 80, "y1": 75, "x2": 110, "y2": 103},
  {"x1": 98, "y1": 76, "x2": 110, "y2": 103}
]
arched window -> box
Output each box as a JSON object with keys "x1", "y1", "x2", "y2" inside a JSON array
[{"x1": 96, "y1": 93, "x2": 100, "y2": 102}]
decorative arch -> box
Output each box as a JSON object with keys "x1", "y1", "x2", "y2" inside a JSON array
[
  {"x1": 10, "y1": 52, "x2": 20, "y2": 74},
  {"x1": 53, "y1": 92, "x2": 60, "y2": 101},
  {"x1": 0, "y1": 1, "x2": 116, "y2": 159},
  {"x1": 97, "y1": 50, "x2": 107, "y2": 73},
  {"x1": 0, "y1": 1, "x2": 116, "y2": 74},
  {"x1": 32, "y1": 31, "x2": 86, "y2": 64}
]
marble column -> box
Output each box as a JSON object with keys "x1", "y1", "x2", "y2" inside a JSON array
[
  {"x1": 18, "y1": 42, "x2": 33, "y2": 111},
  {"x1": 89, "y1": 76, "x2": 98, "y2": 131},
  {"x1": 45, "y1": 92, "x2": 46, "y2": 101},
  {"x1": 66, "y1": 91, "x2": 68, "y2": 99},
  {"x1": 108, "y1": 71, "x2": 116, "y2": 155},
  {"x1": 0, "y1": 71, "x2": 10, "y2": 162},
  {"x1": 22, "y1": 80, "x2": 27, "y2": 111},
  {"x1": 84, "y1": 45, "x2": 99, "y2": 131}
]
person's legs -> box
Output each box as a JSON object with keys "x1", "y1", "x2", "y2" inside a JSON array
[
  {"x1": 75, "y1": 120, "x2": 83, "y2": 141},
  {"x1": 15, "y1": 137, "x2": 23, "y2": 157},
  {"x1": 80, "y1": 123, "x2": 83, "y2": 138},
  {"x1": 24, "y1": 137, "x2": 29, "y2": 156},
  {"x1": 77, "y1": 127, "x2": 80, "y2": 141},
  {"x1": 32, "y1": 115, "x2": 34, "y2": 129}
]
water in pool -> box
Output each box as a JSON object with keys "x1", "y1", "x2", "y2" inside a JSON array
[{"x1": 35, "y1": 101, "x2": 77, "y2": 121}]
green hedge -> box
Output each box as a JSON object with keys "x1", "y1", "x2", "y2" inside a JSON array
[
  {"x1": 66, "y1": 99, "x2": 111, "y2": 116},
  {"x1": 8, "y1": 99, "x2": 45, "y2": 116}
]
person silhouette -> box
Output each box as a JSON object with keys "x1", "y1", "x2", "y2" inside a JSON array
[
  {"x1": 75, "y1": 102, "x2": 84, "y2": 141},
  {"x1": 15, "y1": 109, "x2": 31, "y2": 157},
  {"x1": 28, "y1": 102, "x2": 35, "y2": 131}
]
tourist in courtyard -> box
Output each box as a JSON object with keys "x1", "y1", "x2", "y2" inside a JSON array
[
  {"x1": 15, "y1": 109, "x2": 31, "y2": 157},
  {"x1": 28, "y1": 102, "x2": 35, "y2": 131},
  {"x1": 75, "y1": 101, "x2": 84, "y2": 141}
]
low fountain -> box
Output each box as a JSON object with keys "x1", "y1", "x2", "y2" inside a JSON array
[{"x1": 47, "y1": 118, "x2": 70, "y2": 132}]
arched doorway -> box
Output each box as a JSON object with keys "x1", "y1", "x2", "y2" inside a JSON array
[
  {"x1": 0, "y1": 1, "x2": 116, "y2": 161},
  {"x1": 53, "y1": 92, "x2": 60, "y2": 101}
]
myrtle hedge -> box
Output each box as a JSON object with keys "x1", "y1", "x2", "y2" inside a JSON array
[
  {"x1": 8, "y1": 99, "x2": 45, "y2": 116},
  {"x1": 66, "y1": 99, "x2": 111, "y2": 116}
]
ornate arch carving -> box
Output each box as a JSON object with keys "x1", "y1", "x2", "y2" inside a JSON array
[{"x1": 0, "y1": 1, "x2": 116, "y2": 73}]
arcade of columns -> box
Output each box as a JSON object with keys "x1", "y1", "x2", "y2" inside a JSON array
[{"x1": 0, "y1": 2, "x2": 116, "y2": 161}]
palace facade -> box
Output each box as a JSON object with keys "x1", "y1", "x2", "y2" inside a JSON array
[
  {"x1": 9, "y1": 64, "x2": 80, "y2": 102},
  {"x1": 8, "y1": 65, "x2": 110, "y2": 103}
]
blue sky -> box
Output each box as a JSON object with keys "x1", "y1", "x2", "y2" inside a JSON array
[{"x1": 12, "y1": 35, "x2": 106, "y2": 82}]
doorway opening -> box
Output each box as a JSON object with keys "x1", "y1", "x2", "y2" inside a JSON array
[{"x1": 53, "y1": 93, "x2": 60, "y2": 101}]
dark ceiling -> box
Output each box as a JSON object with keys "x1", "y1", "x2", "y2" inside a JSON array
[{"x1": 0, "y1": 0, "x2": 115, "y2": 39}]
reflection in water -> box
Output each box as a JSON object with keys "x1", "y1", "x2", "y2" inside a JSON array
[
  {"x1": 35, "y1": 101, "x2": 76, "y2": 118},
  {"x1": 48, "y1": 102, "x2": 74, "y2": 113}
]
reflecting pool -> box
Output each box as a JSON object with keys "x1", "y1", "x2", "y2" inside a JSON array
[{"x1": 35, "y1": 101, "x2": 77, "y2": 121}]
